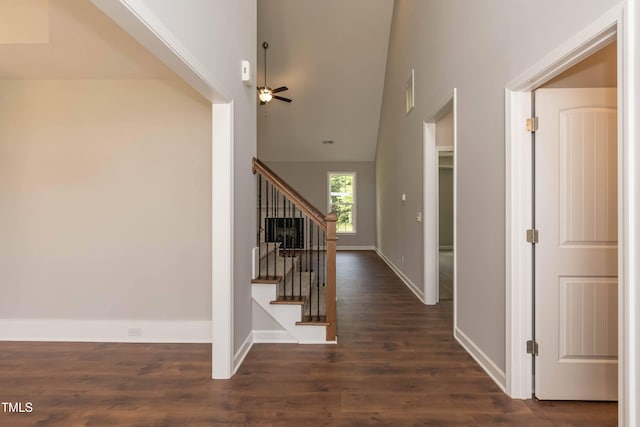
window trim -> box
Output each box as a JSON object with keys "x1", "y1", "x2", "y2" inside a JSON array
[{"x1": 327, "y1": 172, "x2": 357, "y2": 234}]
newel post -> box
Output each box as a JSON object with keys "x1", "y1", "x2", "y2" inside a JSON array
[{"x1": 325, "y1": 213, "x2": 337, "y2": 341}]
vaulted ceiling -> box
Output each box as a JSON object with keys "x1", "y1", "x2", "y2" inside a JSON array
[
  {"x1": 1, "y1": 0, "x2": 393, "y2": 163},
  {"x1": 0, "y1": 0, "x2": 175, "y2": 79},
  {"x1": 257, "y1": 0, "x2": 394, "y2": 162}
]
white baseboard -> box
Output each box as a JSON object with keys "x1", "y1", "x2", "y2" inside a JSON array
[
  {"x1": 253, "y1": 329, "x2": 296, "y2": 343},
  {"x1": 233, "y1": 332, "x2": 254, "y2": 374},
  {"x1": 0, "y1": 319, "x2": 211, "y2": 343},
  {"x1": 455, "y1": 327, "x2": 506, "y2": 392},
  {"x1": 337, "y1": 246, "x2": 376, "y2": 251},
  {"x1": 375, "y1": 248, "x2": 425, "y2": 302}
]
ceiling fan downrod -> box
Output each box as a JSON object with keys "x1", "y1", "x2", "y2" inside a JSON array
[
  {"x1": 257, "y1": 41, "x2": 292, "y2": 105},
  {"x1": 262, "y1": 41, "x2": 269, "y2": 89}
]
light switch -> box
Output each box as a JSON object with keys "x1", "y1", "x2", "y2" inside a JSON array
[{"x1": 401, "y1": 193, "x2": 406, "y2": 202}]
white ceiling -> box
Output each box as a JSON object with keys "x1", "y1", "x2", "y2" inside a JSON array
[
  {"x1": 0, "y1": 0, "x2": 175, "y2": 79},
  {"x1": 257, "y1": 0, "x2": 394, "y2": 162}
]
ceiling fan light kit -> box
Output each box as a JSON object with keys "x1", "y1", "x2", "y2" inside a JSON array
[
  {"x1": 258, "y1": 87, "x2": 273, "y2": 103},
  {"x1": 257, "y1": 41, "x2": 292, "y2": 105}
]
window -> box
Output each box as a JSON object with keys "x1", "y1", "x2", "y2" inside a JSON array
[{"x1": 328, "y1": 172, "x2": 356, "y2": 234}]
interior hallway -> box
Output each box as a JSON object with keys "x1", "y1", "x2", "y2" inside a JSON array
[
  {"x1": 0, "y1": 251, "x2": 616, "y2": 426},
  {"x1": 439, "y1": 250, "x2": 454, "y2": 300}
]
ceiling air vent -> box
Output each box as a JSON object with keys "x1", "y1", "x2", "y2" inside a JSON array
[{"x1": 322, "y1": 140, "x2": 334, "y2": 145}]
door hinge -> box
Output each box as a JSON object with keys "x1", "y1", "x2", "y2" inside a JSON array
[
  {"x1": 526, "y1": 229, "x2": 539, "y2": 244},
  {"x1": 526, "y1": 340, "x2": 539, "y2": 356},
  {"x1": 526, "y1": 117, "x2": 539, "y2": 132}
]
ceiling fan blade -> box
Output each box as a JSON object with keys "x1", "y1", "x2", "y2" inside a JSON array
[
  {"x1": 274, "y1": 95, "x2": 292, "y2": 103},
  {"x1": 271, "y1": 86, "x2": 288, "y2": 94}
]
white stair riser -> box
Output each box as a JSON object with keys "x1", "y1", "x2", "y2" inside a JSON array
[{"x1": 252, "y1": 283, "x2": 327, "y2": 343}]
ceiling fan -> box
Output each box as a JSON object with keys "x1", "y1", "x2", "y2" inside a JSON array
[{"x1": 257, "y1": 41, "x2": 292, "y2": 105}]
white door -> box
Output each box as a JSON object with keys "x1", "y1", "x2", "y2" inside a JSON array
[{"x1": 535, "y1": 88, "x2": 618, "y2": 400}]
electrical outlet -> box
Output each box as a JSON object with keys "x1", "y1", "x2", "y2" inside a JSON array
[
  {"x1": 128, "y1": 328, "x2": 142, "y2": 337},
  {"x1": 416, "y1": 212, "x2": 422, "y2": 222}
]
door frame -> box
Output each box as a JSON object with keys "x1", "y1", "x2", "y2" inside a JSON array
[
  {"x1": 505, "y1": 2, "x2": 634, "y2": 421},
  {"x1": 423, "y1": 89, "x2": 457, "y2": 313},
  {"x1": 91, "y1": 0, "x2": 236, "y2": 379}
]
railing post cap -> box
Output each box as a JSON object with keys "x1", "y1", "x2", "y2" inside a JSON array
[{"x1": 325, "y1": 213, "x2": 338, "y2": 222}]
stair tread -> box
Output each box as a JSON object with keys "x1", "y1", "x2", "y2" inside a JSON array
[
  {"x1": 296, "y1": 315, "x2": 329, "y2": 326},
  {"x1": 270, "y1": 296, "x2": 306, "y2": 305},
  {"x1": 252, "y1": 276, "x2": 282, "y2": 284}
]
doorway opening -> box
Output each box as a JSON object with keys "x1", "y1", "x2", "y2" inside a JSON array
[
  {"x1": 532, "y1": 48, "x2": 618, "y2": 399},
  {"x1": 423, "y1": 89, "x2": 457, "y2": 312},
  {"x1": 505, "y1": 6, "x2": 633, "y2": 420},
  {"x1": 437, "y1": 148, "x2": 454, "y2": 302}
]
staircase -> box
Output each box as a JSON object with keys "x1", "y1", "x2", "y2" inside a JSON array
[{"x1": 252, "y1": 158, "x2": 337, "y2": 343}]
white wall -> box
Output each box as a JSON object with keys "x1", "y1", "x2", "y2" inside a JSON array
[
  {"x1": 0, "y1": 79, "x2": 211, "y2": 321},
  {"x1": 266, "y1": 161, "x2": 376, "y2": 248},
  {"x1": 135, "y1": 0, "x2": 258, "y2": 354},
  {"x1": 376, "y1": 0, "x2": 621, "y2": 375}
]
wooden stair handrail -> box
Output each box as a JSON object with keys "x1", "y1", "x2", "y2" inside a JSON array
[{"x1": 252, "y1": 157, "x2": 327, "y2": 230}]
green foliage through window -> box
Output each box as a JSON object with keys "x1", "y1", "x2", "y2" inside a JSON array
[{"x1": 329, "y1": 173, "x2": 355, "y2": 233}]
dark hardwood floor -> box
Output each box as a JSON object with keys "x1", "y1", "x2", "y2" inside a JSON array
[{"x1": 0, "y1": 251, "x2": 617, "y2": 426}]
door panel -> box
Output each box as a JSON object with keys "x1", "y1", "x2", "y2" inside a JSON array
[
  {"x1": 558, "y1": 278, "x2": 618, "y2": 359},
  {"x1": 535, "y1": 88, "x2": 617, "y2": 400},
  {"x1": 560, "y1": 108, "x2": 617, "y2": 245}
]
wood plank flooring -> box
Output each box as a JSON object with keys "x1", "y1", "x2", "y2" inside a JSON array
[{"x1": 0, "y1": 251, "x2": 617, "y2": 426}]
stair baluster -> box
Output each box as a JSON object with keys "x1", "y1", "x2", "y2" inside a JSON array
[
  {"x1": 316, "y1": 222, "x2": 321, "y2": 321},
  {"x1": 257, "y1": 175, "x2": 262, "y2": 275},
  {"x1": 289, "y1": 198, "x2": 293, "y2": 299},
  {"x1": 308, "y1": 222, "x2": 314, "y2": 321},
  {"x1": 265, "y1": 179, "x2": 270, "y2": 278},
  {"x1": 273, "y1": 186, "x2": 277, "y2": 280},
  {"x1": 283, "y1": 195, "x2": 288, "y2": 300},
  {"x1": 299, "y1": 206, "x2": 302, "y2": 297},
  {"x1": 322, "y1": 228, "x2": 326, "y2": 319}
]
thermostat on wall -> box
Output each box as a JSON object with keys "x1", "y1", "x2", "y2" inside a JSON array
[{"x1": 241, "y1": 60, "x2": 251, "y2": 85}]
